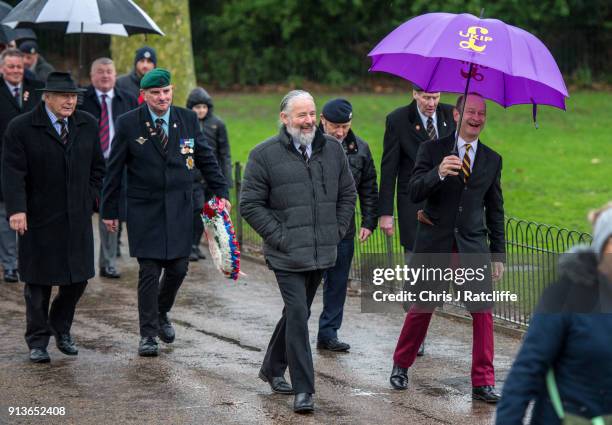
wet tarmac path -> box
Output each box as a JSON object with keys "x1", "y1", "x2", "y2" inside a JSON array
[{"x1": 0, "y1": 230, "x2": 522, "y2": 424}]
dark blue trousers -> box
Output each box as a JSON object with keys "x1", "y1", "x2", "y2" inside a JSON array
[{"x1": 318, "y1": 238, "x2": 355, "y2": 342}]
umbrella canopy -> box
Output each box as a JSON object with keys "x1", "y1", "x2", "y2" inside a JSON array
[
  {"x1": 0, "y1": 1, "x2": 35, "y2": 44},
  {"x1": 1, "y1": 0, "x2": 164, "y2": 36},
  {"x1": 368, "y1": 12, "x2": 568, "y2": 110}
]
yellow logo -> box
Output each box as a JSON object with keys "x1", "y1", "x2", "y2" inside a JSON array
[{"x1": 459, "y1": 26, "x2": 492, "y2": 53}]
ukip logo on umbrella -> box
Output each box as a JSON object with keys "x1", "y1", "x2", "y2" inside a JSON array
[{"x1": 459, "y1": 26, "x2": 493, "y2": 53}]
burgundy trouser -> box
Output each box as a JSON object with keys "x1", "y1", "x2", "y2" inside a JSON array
[{"x1": 392, "y1": 305, "x2": 495, "y2": 387}]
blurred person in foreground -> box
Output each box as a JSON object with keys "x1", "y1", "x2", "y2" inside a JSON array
[{"x1": 496, "y1": 202, "x2": 612, "y2": 424}]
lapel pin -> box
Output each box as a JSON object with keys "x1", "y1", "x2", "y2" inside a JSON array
[
  {"x1": 173, "y1": 123, "x2": 177, "y2": 128},
  {"x1": 145, "y1": 122, "x2": 150, "y2": 127},
  {"x1": 135, "y1": 137, "x2": 147, "y2": 145},
  {"x1": 443, "y1": 122, "x2": 447, "y2": 127},
  {"x1": 416, "y1": 124, "x2": 420, "y2": 131}
]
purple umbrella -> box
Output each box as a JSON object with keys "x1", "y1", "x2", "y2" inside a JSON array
[{"x1": 368, "y1": 12, "x2": 568, "y2": 116}]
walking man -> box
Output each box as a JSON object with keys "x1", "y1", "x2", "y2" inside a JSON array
[
  {"x1": 101, "y1": 69, "x2": 229, "y2": 357},
  {"x1": 2, "y1": 72, "x2": 105, "y2": 363},
  {"x1": 240, "y1": 90, "x2": 356, "y2": 413}
]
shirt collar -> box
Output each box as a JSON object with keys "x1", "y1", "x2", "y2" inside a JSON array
[
  {"x1": 417, "y1": 106, "x2": 437, "y2": 128},
  {"x1": 148, "y1": 106, "x2": 170, "y2": 125},
  {"x1": 457, "y1": 135, "x2": 479, "y2": 152},
  {"x1": 95, "y1": 87, "x2": 114, "y2": 100},
  {"x1": 5, "y1": 80, "x2": 21, "y2": 92},
  {"x1": 45, "y1": 105, "x2": 67, "y2": 126}
]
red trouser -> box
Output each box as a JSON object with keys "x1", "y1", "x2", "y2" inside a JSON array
[{"x1": 392, "y1": 305, "x2": 495, "y2": 387}]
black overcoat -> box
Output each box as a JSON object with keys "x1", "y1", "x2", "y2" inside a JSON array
[
  {"x1": 101, "y1": 104, "x2": 229, "y2": 260},
  {"x1": 0, "y1": 76, "x2": 44, "y2": 201},
  {"x1": 378, "y1": 101, "x2": 455, "y2": 250},
  {"x1": 1, "y1": 103, "x2": 105, "y2": 284}
]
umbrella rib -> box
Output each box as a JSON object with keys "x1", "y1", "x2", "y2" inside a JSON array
[
  {"x1": 427, "y1": 56, "x2": 443, "y2": 92},
  {"x1": 502, "y1": 23, "x2": 514, "y2": 107}
]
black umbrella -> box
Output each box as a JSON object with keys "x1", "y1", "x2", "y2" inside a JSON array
[
  {"x1": 0, "y1": 1, "x2": 36, "y2": 44},
  {"x1": 1, "y1": 0, "x2": 164, "y2": 78}
]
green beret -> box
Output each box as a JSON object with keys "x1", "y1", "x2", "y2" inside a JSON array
[{"x1": 140, "y1": 68, "x2": 171, "y2": 89}]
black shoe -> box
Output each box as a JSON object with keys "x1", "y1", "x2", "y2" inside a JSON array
[
  {"x1": 100, "y1": 266, "x2": 120, "y2": 279},
  {"x1": 158, "y1": 313, "x2": 175, "y2": 344},
  {"x1": 472, "y1": 386, "x2": 501, "y2": 403},
  {"x1": 55, "y1": 334, "x2": 78, "y2": 355},
  {"x1": 390, "y1": 364, "x2": 409, "y2": 390},
  {"x1": 317, "y1": 338, "x2": 350, "y2": 352},
  {"x1": 4, "y1": 269, "x2": 18, "y2": 282},
  {"x1": 189, "y1": 245, "x2": 200, "y2": 261},
  {"x1": 138, "y1": 336, "x2": 159, "y2": 357},
  {"x1": 417, "y1": 341, "x2": 425, "y2": 357},
  {"x1": 29, "y1": 348, "x2": 50, "y2": 363},
  {"x1": 259, "y1": 368, "x2": 293, "y2": 395},
  {"x1": 293, "y1": 393, "x2": 314, "y2": 413}
]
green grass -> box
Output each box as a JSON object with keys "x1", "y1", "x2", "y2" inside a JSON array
[{"x1": 213, "y1": 90, "x2": 611, "y2": 233}]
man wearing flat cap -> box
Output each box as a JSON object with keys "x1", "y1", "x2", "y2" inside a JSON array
[
  {"x1": 317, "y1": 98, "x2": 378, "y2": 352},
  {"x1": 116, "y1": 46, "x2": 157, "y2": 102},
  {"x1": 19, "y1": 40, "x2": 55, "y2": 83},
  {"x1": 2, "y1": 71, "x2": 105, "y2": 363},
  {"x1": 101, "y1": 68, "x2": 230, "y2": 357}
]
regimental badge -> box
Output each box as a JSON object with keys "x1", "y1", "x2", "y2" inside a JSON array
[
  {"x1": 443, "y1": 121, "x2": 447, "y2": 127},
  {"x1": 186, "y1": 156, "x2": 194, "y2": 170},
  {"x1": 180, "y1": 138, "x2": 195, "y2": 155},
  {"x1": 416, "y1": 124, "x2": 421, "y2": 131},
  {"x1": 136, "y1": 137, "x2": 147, "y2": 145},
  {"x1": 23, "y1": 91, "x2": 29, "y2": 102}
]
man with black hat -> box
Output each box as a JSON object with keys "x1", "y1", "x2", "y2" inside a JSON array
[
  {"x1": 0, "y1": 48, "x2": 43, "y2": 284},
  {"x1": 19, "y1": 40, "x2": 55, "y2": 82},
  {"x1": 116, "y1": 46, "x2": 157, "y2": 102},
  {"x1": 2, "y1": 72, "x2": 105, "y2": 363},
  {"x1": 378, "y1": 85, "x2": 456, "y2": 356},
  {"x1": 101, "y1": 68, "x2": 229, "y2": 357},
  {"x1": 317, "y1": 98, "x2": 378, "y2": 352}
]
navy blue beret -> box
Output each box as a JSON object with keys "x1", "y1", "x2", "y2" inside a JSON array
[{"x1": 322, "y1": 98, "x2": 353, "y2": 123}]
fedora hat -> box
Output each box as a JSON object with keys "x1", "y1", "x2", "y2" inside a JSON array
[{"x1": 37, "y1": 72, "x2": 85, "y2": 93}]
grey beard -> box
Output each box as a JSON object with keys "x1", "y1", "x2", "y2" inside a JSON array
[{"x1": 287, "y1": 125, "x2": 315, "y2": 146}]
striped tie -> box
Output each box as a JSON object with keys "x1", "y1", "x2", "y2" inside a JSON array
[
  {"x1": 462, "y1": 144, "x2": 472, "y2": 183},
  {"x1": 99, "y1": 94, "x2": 110, "y2": 154},
  {"x1": 57, "y1": 120, "x2": 68, "y2": 144},
  {"x1": 155, "y1": 118, "x2": 168, "y2": 152},
  {"x1": 13, "y1": 87, "x2": 21, "y2": 108},
  {"x1": 299, "y1": 145, "x2": 309, "y2": 163},
  {"x1": 426, "y1": 116, "x2": 436, "y2": 140}
]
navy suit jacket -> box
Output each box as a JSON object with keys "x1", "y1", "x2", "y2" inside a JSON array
[{"x1": 101, "y1": 104, "x2": 229, "y2": 259}]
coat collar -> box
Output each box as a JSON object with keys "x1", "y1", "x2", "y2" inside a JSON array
[
  {"x1": 279, "y1": 125, "x2": 327, "y2": 155},
  {"x1": 31, "y1": 102, "x2": 88, "y2": 148},
  {"x1": 138, "y1": 103, "x2": 181, "y2": 160}
]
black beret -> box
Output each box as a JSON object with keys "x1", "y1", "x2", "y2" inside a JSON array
[
  {"x1": 19, "y1": 40, "x2": 38, "y2": 55},
  {"x1": 322, "y1": 98, "x2": 353, "y2": 123}
]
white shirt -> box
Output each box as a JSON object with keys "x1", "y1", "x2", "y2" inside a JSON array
[
  {"x1": 293, "y1": 141, "x2": 312, "y2": 159},
  {"x1": 96, "y1": 88, "x2": 115, "y2": 158},
  {"x1": 417, "y1": 107, "x2": 437, "y2": 139},
  {"x1": 457, "y1": 136, "x2": 478, "y2": 172}
]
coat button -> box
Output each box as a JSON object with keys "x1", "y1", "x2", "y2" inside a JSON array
[
  {"x1": 458, "y1": 206, "x2": 463, "y2": 212},
  {"x1": 464, "y1": 187, "x2": 468, "y2": 191},
  {"x1": 454, "y1": 227, "x2": 459, "y2": 233}
]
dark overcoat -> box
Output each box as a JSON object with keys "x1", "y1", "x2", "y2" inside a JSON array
[
  {"x1": 1, "y1": 103, "x2": 105, "y2": 284},
  {"x1": 378, "y1": 101, "x2": 455, "y2": 250},
  {"x1": 101, "y1": 104, "x2": 229, "y2": 260},
  {"x1": 0, "y1": 76, "x2": 44, "y2": 201}
]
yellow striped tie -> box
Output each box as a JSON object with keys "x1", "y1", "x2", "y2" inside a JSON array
[{"x1": 462, "y1": 144, "x2": 472, "y2": 183}]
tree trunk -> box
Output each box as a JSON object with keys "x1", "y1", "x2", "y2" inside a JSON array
[{"x1": 111, "y1": 0, "x2": 196, "y2": 107}]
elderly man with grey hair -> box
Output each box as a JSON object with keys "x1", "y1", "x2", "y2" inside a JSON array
[
  {"x1": 79, "y1": 57, "x2": 138, "y2": 279},
  {"x1": 240, "y1": 90, "x2": 356, "y2": 413}
]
